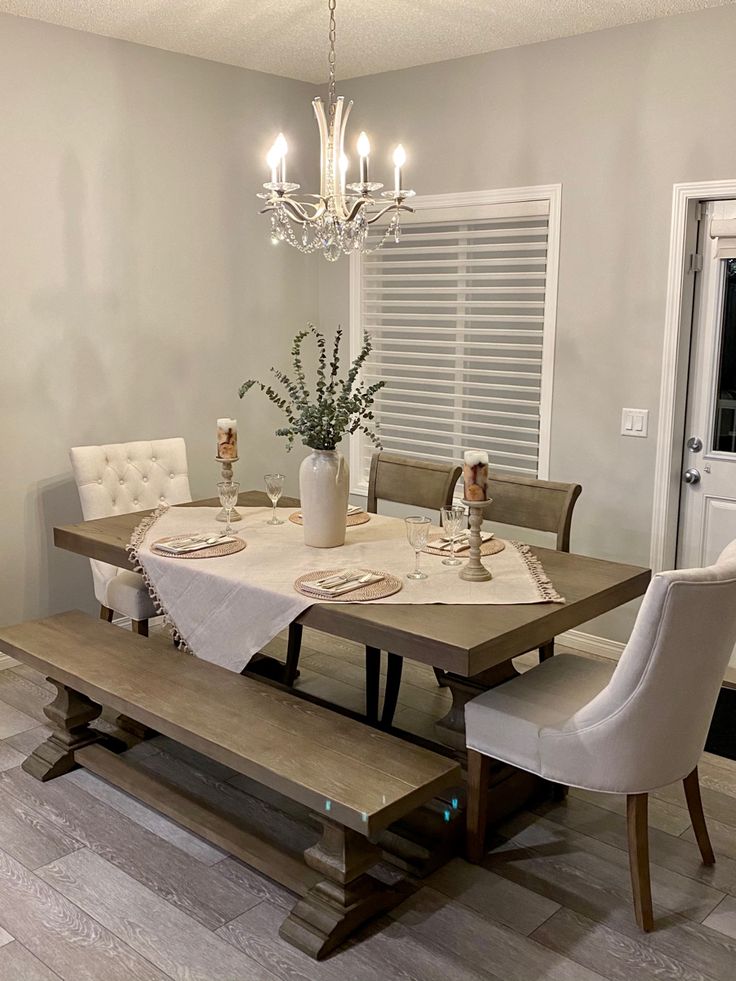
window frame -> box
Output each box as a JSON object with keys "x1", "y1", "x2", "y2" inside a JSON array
[{"x1": 348, "y1": 184, "x2": 562, "y2": 496}]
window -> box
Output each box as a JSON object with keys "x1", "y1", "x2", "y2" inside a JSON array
[{"x1": 349, "y1": 186, "x2": 561, "y2": 494}]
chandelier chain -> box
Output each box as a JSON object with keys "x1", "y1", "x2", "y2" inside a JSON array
[{"x1": 328, "y1": 0, "x2": 337, "y2": 119}]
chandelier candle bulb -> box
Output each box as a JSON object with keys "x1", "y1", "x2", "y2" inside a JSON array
[
  {"x1": 266, "y1": 145, "x2": 280, "y2": 185},
  {"x1": 357, "y1": 131, "x2": 370, "y2": 184},
  {"x1": 463, "y1": 450, "x2": 490, "y2": 502},
  {"x1": 393, "y1": 144, "x2": 406, "y2": 194},
  {"x1": 217, "y1": 419, "x2": 238, "y2": 461},
  {"x1": 274, "y1": 133, "x2": 288, "y2": 183}
]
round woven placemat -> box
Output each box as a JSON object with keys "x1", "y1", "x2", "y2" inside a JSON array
[
  {"x1": 424, "y1": 535, "x2": 505, "y2": 558},
  {"x1": 152, "y1": 536, "x2": 247, "y2": 559},
  {"x1": 294, "y1": 569, "x2": 402, "y2": 602},
  {"x1": 289, "y1": 510, "x2": 371, "y2": 527}
]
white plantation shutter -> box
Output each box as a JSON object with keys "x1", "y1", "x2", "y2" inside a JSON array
[{"x1": 349, "y1": 188, "x2": 560, "y2": 492}]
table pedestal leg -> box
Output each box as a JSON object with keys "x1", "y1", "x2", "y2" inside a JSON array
[
  {"x1": 23, "y1": 682, "x2": 104, "y2": 781},
  {"x1": 279, "y1": 817, "x2": 404, "y2": 959},
  {"x1": 434, "y1": 660, "x2": 520, "y2": 754}
]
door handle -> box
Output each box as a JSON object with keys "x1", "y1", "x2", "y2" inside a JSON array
[{"x1": 683, "y1": 468, "x2": 701, "y2": 484}]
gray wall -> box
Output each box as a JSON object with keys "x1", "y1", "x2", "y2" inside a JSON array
[
  {"x1": 318, "y1": 3, "x2": 736, "y2": 641},
  {"x1": 0, "y1": 14, "x2": 317, "y2": 624},
  {"x1": 4, "y1": 5, "x2": 736, "y2": 642}
]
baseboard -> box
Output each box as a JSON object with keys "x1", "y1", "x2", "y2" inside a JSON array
[{"x1": 558, "y1": 629, "x2": 626, "y2": 661}]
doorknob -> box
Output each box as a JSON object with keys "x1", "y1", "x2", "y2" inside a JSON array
[
  {"x1": 683, "y1": 468, "x2": 701, "y2": 484},
  {"x1": 686, "y1": 436, "x2": 703, "y2": 452}
]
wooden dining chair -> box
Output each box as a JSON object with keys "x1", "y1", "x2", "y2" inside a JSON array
[
  {"x1": 284, "y1": 452, "x2": 461, "y2": 726},
  {"x1": 484, "y1": 473, "x2": 582, "y2": 663},
  {"x1": 70, "y1": 438, "x2": 192, "y2": 636},
  {"x1": 465, "y1": 538, "x2": 736, "y2": 932}
]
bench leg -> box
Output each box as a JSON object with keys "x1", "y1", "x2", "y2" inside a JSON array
[
  {"x1": 279, "y1": 817, "x2": 399, "y2": 960},
  {"x1": 23, "y1": 681, "x2": 103, "y2": 782}
]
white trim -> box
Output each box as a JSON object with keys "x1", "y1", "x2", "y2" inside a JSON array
[
  {"x1": 349, "y1": 183, "x2": 562, "y2": 494},
  {"x1": 537, "y1": 184, "x2": 561, "y2": 480},
  {"x1": 558, "y1": 629, "x2": 625, "y2": 661},
  {"x1": 651, "y1": 179, "x2": 736, "y2": 572}
]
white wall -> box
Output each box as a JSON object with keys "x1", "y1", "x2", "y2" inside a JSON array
[
  {"x1": 0, "y1": 14, "x2": 318, "y2": 624},
  {"x1": 317, "y1": 3, "x2": 736, "y2": 642}
]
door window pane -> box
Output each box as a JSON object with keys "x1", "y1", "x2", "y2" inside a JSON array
[{"x1": 713, "y1": 259, "x2": 736, "y2": 453}]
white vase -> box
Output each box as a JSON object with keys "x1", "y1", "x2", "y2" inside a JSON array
[{"x1": 299, "y1": 449, "x2": 349, "y2": 548}]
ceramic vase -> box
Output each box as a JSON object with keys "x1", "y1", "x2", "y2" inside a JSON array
[{"x1": 299, "y1": 449, "x2": 349, "y2": 547}]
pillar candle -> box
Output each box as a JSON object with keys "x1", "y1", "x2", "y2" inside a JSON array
[
  {"x1": 463, "y1": 450, "x2": 489, "y2": 501},
  {"x1": 217, "y1": 418, "x2": 238, "y2": 460}
]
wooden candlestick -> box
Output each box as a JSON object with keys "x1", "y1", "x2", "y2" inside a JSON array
[
  {"x1": 459, "y1": 499, "x2": 493, "y2": 582},
  {"x1": 215, "y1": 456, "x2": 242, "y2": 522}
]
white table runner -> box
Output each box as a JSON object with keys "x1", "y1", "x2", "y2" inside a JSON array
[{"x1": 129, "y1": 505, "x2": 564, "y2": 673}]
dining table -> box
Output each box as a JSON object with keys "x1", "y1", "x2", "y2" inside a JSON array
[{"x1": 54, "y1": 488, "x2": 651, "y2": 870}]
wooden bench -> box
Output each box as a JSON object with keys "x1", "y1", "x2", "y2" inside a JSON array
[{"x1": 0, "y1": 611, "x2": 460, "y2": 959}]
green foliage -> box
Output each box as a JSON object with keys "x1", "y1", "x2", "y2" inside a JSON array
[{"x1": 239, "y1": 326, "x2": 385, "y2": 452}]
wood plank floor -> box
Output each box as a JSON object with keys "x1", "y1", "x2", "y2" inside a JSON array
[{"x1": 1, "y1": 627, "x2": 736, "y2": 980}]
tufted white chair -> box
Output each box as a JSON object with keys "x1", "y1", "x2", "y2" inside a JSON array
[
  {"x1": 70, "y1": 438, "x2": 192, "y2": 635},
  {"x1": 465, "y1": 540, "x2": 736, "y2": 933}
]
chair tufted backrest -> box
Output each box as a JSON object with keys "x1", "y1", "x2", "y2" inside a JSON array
[
  {"x1": 70, "y1": 438, "x2": 192, "y2": 603},
  {"x1": 542, "y1": 540, "x2": 736, "y2": 792}
]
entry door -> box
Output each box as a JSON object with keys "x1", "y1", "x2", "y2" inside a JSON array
[{"x1": 677, "y1": 200, "x2": 736, "y2": 602}]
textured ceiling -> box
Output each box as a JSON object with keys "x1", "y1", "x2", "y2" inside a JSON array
[{"x1": 1, "y1": 0, "x2": 733, "y2": 82}]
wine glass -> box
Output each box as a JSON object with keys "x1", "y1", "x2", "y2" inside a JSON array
[
  {"x1": 405, "y1": 515, "x2": 431, "y2": 580},
  {"x1": 440, "y1": 505, "x2": 466, "y2": 566},
  {"x1": 217, "y1": 480, "x2": 240, "y2": 535},
  {"x1": 264, "y1": 473, "x2": 285, "y2": 525}
]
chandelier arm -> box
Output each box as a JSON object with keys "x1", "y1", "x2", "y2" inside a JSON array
[
  {"x1": 260, "y1": 198, "x2": 326, "y2": 223},
  {"x1": 331, "y1": 96, "x2": 353, "y2": 221},
  {"x1": 364, "y1": 202, "x2": 415, "y2": 226},
  {"x1": 312, "y1": 98, "x2": 330, "y2": 200}
]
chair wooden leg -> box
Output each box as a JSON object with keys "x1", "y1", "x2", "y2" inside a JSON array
[
  {"x1": 626, "y1": 793, "x2": 654, "y2": 932},
  {"x1": 381, "y1": 653, "x2": 403, "y2": 728},
  {"x1": 683, "y1": 767, "x2": 715, "y2": 866},
  {"x1": 365, "y1": 647, "x2": 381, "y2": 723},
  {"x1": 539, "y1": 640, "x2": 555, "y2": 663},
  {"x1": 131, "y1": 619, "x2": 149, "y2": 637},
  {"x1": 283, "y1": 623, "x2": 303, "y2": 687},
  {"x1": 99, "y1": 605, "x2": 114, "y2": 623},
  {"x1": 466, "y1": 749, "x2": 491, "y2": 864}
]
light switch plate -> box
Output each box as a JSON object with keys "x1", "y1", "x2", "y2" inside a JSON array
[{"x1": 621, "y1": 408, "x2": 649, "y2": 437}]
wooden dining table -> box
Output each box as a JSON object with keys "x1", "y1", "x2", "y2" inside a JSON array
[{"x1": 54, "y1": 488, "x2": 651, "y2": 867}]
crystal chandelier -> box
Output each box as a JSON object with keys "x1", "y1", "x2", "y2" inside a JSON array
[{"x1": 258, "y1": 0, "x2": 415, "y2": 262}]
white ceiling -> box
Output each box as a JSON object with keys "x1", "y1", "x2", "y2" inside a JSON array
[{"x1": 1, "y1": 0, "x2": 733, "y2": 82}]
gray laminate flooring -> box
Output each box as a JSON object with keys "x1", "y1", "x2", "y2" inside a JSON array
[{"x1": 1, "y1": 627, "x2": 736, "y2": 981}]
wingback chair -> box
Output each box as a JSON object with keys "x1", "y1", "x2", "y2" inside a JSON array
[
  {"x1": 283, "y1": 451, "x2": 462, "y2": 725},
  {"x1": 70, "y1": 438, "x2": 192, "y2": 636},
  {"x1": 464, "y1": 540, "x2": 736, "y2": 932}
]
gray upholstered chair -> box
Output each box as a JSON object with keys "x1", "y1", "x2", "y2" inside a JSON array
[
  {"x1": 70, "y1": 438, "x2": 192, "y2": 635},
  {"x1": 284, "y1": 451, "x2": 461, "y2": 725},
  {"x1": 465, "y1": 540, "x2": 736, "y2": 932}
]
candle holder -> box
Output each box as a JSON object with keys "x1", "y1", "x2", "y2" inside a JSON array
[
  {"x1": 459, "y1": 499, "x2": 494, "y2": 582},
  {"x1": 215, "y1": 456, "x2": 242, "y2": 522}
]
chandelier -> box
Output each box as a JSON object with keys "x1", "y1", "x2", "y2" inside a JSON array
[{"x1": 258, "y1": 0, "x2": 415, "y2": 262}]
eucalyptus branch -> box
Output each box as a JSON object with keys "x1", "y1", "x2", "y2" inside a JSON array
[{"x1": 239, "y1": 326, "x2": 385, "y2": 452}]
